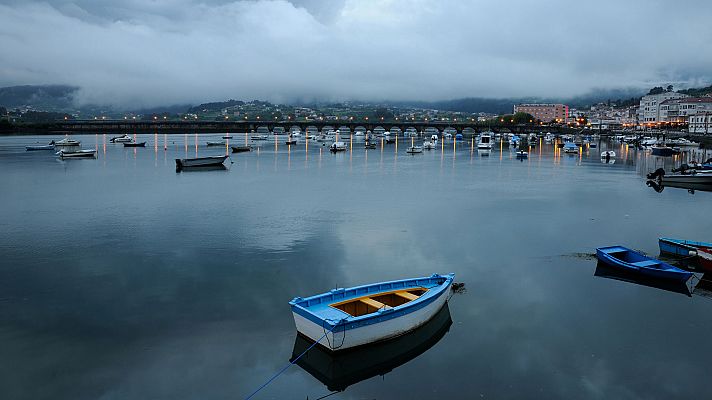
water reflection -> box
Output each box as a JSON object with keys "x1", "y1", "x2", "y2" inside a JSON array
[
  {"x1": 594, "y1": 262, "x2": 704, "y2": 297},
  {"x1": 291, "y1": 303, "x2": 453, "y2": 392}
]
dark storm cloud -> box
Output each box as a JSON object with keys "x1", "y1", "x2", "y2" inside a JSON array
[{"x1": 0, "y1": 0, "x2": 710, "y2": 107}]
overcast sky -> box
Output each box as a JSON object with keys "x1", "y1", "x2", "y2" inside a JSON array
[{"x1": 1, "y1": 0, "x2": 711, "y2": 107}]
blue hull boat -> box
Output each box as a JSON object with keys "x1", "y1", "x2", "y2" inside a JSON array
[
  {"x1": 659, "y1": 237, "x2": 712, "y2": 257},
  {"x1": 596, "y1": 246, "x2": 693, "y2": 282},
  {"x1": 289, "y1": 273, "x2": 454, "y2": 351}
]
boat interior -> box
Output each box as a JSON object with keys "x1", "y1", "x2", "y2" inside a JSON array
[
  {"x1": 608, "y1": 249, "x2": 666, "y2": 269},
  {"x1": 330, "y1": 288, "x2": 428, "y2": 317}
]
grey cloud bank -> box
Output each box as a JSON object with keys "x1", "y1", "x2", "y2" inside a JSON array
[{"x1": 0, "y1": 0, "x2": 711, "y2": 108}]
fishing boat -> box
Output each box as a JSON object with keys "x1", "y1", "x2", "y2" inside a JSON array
[
  {"x1": 600, "y1": 150, "x2": 616, "y2": 159},
  {"x1": 175, "y1": 155, "x2": 228, "y2": 170},
  {"x1": 659, "y1": 237, "x2": 712, "y2": 257},
  {"x1": 406, "y1": 145, "x2": 423, "y2": 154},
  {"x1": 563, "y1": 143, "x2": 579, "y2": 154},
  {"x1": 595, "y1": 246, "x2": 693, "y2": 282},
  {"x1": 26, "y1": 144, "x2": 55, "y2": 151},
  {"x1": 659, "y1": 238, "x2": 712, "y2": 271},
  {"x1": 123, "y1": 142, "x2": 146, "y2": 147},
  {"x1": 288, "y1": 273, "x2": 455, "y2": 352},
  {"x1": 231, "y1": 146, "x2": 252, "y2": 153},
  {"x1": 291, "y1": 302, "x2": 452, "y2": 392},
  {"x1": 515, "y1": 150, "x2": 528, "y2": 159},
  {"x1": 206, "y1": 141, "x2": 226, "y2": 146},
  {"x1": 285, "y1": 139, "x2": 297, "y2": 145},
  {"x1": 648, "y1": 169, "x2": 712, "y2": 185},
  {"x1": 110, "y1": 134, "x2": 132, "y2": 143},
  {"x1": 53, "y1": 137, "x2": 81, "y2": 146},
  {"x1": 329, "y1": 142, "x2": 347, "y2": 152},
  {"x1": 422, "y1": 141, "x2": 435, "y2": 150},
  {"x1": 477, "y1": 133, "x2": 492, "y2": 149},
  {"x1": 57, "y1": 149, "x2": 96, "y2": 159}
]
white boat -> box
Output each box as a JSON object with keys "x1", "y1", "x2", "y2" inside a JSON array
[
  {"x1": 423, "y1": 141, "x2": 436, "y2": 150},
  {"x1": 57, "y1": 149, "x2": 96, "y2": 159},
  {"x1": 641, "y1": 137, "x2": 660, "y2": 147},
  {"x1": 110, "y1": 134, "x2": 133, "y2": 143},
  {"x1": 354, "y1": 131, "x2": 365, "y2": 137},
  {"x1": 289, "y1": 274, "x2": 455, "y2": 352},
  {"x1": 477, "y1": 133, "x2": 493, "y2": 149},
  {"x1": 430, "y1": 134, "x2": 439, "y2": 142},
  {"x1": 406, "y1": 145, "x2": 423, "y2": 154},
  {"x1": 667, "y1": 138, "x2": 699, "y2": 147},
  {"x1": 54, "y1": 137, "x2": 81, "y2": 146},
  {"x1": 601, "y1": 151, "x2": 616, "y2": 158},
  {"x1": 175, "y1": 155, "x2": 228, "y2": 169},
  {"x1": 329, "y1": 142, "x2": 347, "y2": 152},
  {"x1": 443, "y1": 132, "x2": 453, "y2": 140},
  {"x1": 250, "y1": 134, "x2": 268, "y2": 141}
]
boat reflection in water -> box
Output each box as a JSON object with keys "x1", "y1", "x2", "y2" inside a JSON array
[
  {"x1": 291, "y1": 303, "x2": 453, "y2": 392},
  {"x1": 594, "y1": 262, "x2": 705, "y2": 297},
  {"x1": 175, "y1": 164, "x2": 227, "y2": 172},
  {"x1": 646, "y1": 179, "x2": 712, "y2": 194}
]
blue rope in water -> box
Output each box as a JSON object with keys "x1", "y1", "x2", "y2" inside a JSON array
[{"x1": 243, "y1": 325, "x2": 337, "y2": 400}]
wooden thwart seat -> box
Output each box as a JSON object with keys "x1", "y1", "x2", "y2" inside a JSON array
[
  {"x1": 360, "y1": 297, "x2": 391, "y2": 310},
  {"x1": 395, "y1": 291, "x2": 420, "y2": 301}
]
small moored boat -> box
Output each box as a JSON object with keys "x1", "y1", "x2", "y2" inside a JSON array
[
  {"x1": 329, "y1": 142, "x2": 347, "y2": 152},
  {"x1": 659, "y1": 237, "x2": 712, "y2": 257},
  {"x1": 289, "y1": 273, "x2": 454, "y2": 352},
  {"x1": 123, "y1": 142, "x2": 146, "y2": 147},
  {"x1": 206, "y1": 141, "x2": 226, "y2": 146},
  {"x1": 175, "y1": 155, "x2": 228, "y2": 170},
  {"x1": 406, "y1": 145, "x2": 423, "y2": 154},
  {"x1": 515, "y1": 150, "x2": 528, "y2": 159},
  {"x1": 231, "y1": 146, "x2": 252, "y2": 153},
  {"x1": 563, "y1": 143, "x2": 579, "y2": 154},
  {"x1": 26, "y1": 144, "x2": 55, "y2": 151},
  {"x1": 596, "y1": 246, "x2": 693, "y2": 282},
  {"x1": 110, "y1": 134, "x2": 132, "y2": 143},
  {"x1": 57, "y1": 149, "x2": 96, "y2": 159},
  {"x1": 54, "y1": 137, "x2": 81, "y2": 146}
]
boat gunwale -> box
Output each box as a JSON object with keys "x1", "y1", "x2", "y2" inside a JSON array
[{"x1": 290, "y1": 274, "x2": 454, "y2": 328}]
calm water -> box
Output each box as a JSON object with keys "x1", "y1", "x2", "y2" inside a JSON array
[{"x1": 1, "y1": 134, "x2": 711, "y2": 400}]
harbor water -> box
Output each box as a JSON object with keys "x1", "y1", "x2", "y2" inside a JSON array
[{"x1": 1, "y1": 134, "x2": 711, "y2": 399}]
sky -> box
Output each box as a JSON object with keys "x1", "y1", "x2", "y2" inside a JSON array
[{"x1": 0, "y1": 0, "x2": 711, "y2": 108}]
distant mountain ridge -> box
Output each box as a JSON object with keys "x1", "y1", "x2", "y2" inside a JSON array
[
  {"x1": 2, "y1": 84, "x2": 709, "y2": 115},
  {"x1": 0, "y1": 85, "x2": 78, "y2": 110}
]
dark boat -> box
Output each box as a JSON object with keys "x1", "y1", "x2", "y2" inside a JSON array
[
  {"x1": 594, "y1": 262, "x2": 701, "y2": 297},
  {"x1": 285, "y1": 139, "x2": 297, "y2": 145},
  {"x1": 175, "y1": 155, "x2": 228, "y2": 171},
  {"x1": 26, "y1": 144, "x2": 55, "y2": 151},
  {"x1": 291, "y1": 302, "x2": 452, "y2": 392},
  {"x1": 222, "y1": 135, "x2": 233, "y2": 139},
  {"x1": 231, "y1": 146, "x2": 252, "y2": 153},
  {"x1": 123, "y1": 142, "x2": 146, "y2": 147},
  {"x1": 651, "y1": 146, "x2": 677, "y2": 156},
  {"x1": 596, "y1": 246, "x2": 693, "y2": 282}
]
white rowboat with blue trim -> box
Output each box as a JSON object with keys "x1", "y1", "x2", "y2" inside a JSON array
[{"x1": 289, "y1": 273, "x2": 454, "y2": 352}]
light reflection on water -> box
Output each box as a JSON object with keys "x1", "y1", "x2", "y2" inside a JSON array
[{"x1": 0, "y1": 133, "x2": 711, "y2": 400}]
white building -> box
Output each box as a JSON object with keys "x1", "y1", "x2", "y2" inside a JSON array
[
  {"x1": 688, "y1": 113, "x2": 712, "y2": 134},
  {"x1": 660, "y1": 97, "x2": 712, "y2": 123},
  {"x1": 638, "y1": 91, "x2": 689, "y2": 124}
]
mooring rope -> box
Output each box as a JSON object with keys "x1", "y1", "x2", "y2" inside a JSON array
[{"x1": 243, "y1": 325, "x2": 337, "y2": 400}]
